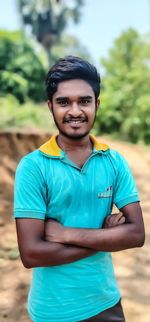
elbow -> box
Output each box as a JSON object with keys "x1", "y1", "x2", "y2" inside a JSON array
[
  {"x1": 127, "y1": 219, "x2": 145, "y2": 249},
  {"x1": 134, "y1": 228, "x2": 145, "y2": 248},
  {"x1": 20, "y1": 254, "x2": 34, "y2": 269},
  {"x1": 137, "y1": 232, "x2": 145, "y2": 247},
  {"x1": 19, "y1": 247, "x2": 38, "y2": 269},
  {"x1": 23, "y1": 258, "x2": 34, "y2": 269},
  {"x1": 23, "y1": 262, "x2": 32, "y2": 269}
]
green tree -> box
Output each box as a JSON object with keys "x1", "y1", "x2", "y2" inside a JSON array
[
  {"x1": 17, "y1": 0, "x2": 84, "y2": 64},
  {"x1": 95, "y1": 28, "x2": 150, "y2": 144},
  {"x1": 0, "y1": 30, "x2": 46, "y2": 103}
]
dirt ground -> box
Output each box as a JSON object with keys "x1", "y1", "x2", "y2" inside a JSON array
[{"x1": 0, "y1": 130, "x2": 149, "y2": 322}]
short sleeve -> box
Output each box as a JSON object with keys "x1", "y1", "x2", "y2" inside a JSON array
[
  {"x1": 113, "y1": 153, "x2": 140, "y2": 209},
  {"x1": 14, "y1": 156, "x2": 47, "y2": 220}
]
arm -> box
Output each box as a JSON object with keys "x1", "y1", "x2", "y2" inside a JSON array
[
  {"x1": 14, "y1": 158, "x2": 96, "y2": 268},
  {"x1": 14, "y1": 156, "x2": 124, "y2": 269},
  {"x1": 16, "y1": 212, "x2": 124, "y2": 268},
  {"x1": 15, "y1": 218, "x2": 96, "y2": 269},
  {"x1": 45, "y1": 202, "x2": 145, "y2": 252}
]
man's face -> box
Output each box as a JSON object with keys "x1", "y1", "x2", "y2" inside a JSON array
[{"x1": 48, "y1": 79, "x2": 99, "y2": 140}]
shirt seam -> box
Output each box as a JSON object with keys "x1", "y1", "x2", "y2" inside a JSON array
[
  {"x1": 14, "y1": 209, "x2": 45, "y2": 213},
  {"x1": 114, "y1": 193, "x2": 139, "y2": 204}
]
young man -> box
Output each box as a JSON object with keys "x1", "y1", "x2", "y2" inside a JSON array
[{"x1": 14, "y1": 56, "x2": 145, "y2": 322}]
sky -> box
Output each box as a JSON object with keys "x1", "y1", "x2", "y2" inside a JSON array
[{"x1": 0, "y1": 0, "x2": 149, "y2": 66}]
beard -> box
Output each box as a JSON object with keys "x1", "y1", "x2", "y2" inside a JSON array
[{"x1": 51, "y1": 106, "x2": 96, "y2": 140}]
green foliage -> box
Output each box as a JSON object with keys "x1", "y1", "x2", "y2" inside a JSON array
[
  {"x1": 1, "y1": 70, "x2": 28, "y2": 103},
  {"x1": 121, "y1": 95, "x2": 150, "y2": 144},
  {"x1": 0, "y1": 95, "x2": 55, "y2": 130},
  {"x1": 0, "y1": 30, "x2": 46, "y2": 103},
  {"x1": 95, "y1": 29, "x2": 150, "y2": 144}
]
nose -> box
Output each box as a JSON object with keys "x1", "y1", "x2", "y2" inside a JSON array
[{"x1": 69, "y1": 102, "x2": 82, "y2": 117}]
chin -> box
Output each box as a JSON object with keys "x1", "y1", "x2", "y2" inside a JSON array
[{"x1": 61, "y1": 131, "x2": 90, "y2": 140}]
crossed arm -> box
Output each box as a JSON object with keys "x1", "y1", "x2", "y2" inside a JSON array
[{"x1": 16, "y1": 202, "x2": 145, "y2": 269}]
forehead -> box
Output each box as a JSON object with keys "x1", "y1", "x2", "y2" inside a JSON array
[{"x1": 53, "y1": 79, "x2": 94, "y2": 98}]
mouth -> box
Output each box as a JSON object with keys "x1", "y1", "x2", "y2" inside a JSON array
[{"x1": 64, "y1": 118, "x2": 87, "y2": 124}]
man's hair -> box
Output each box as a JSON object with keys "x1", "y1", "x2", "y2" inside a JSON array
[{"x1": 46, "y1": 56, "x2": 101, "y2": 101}]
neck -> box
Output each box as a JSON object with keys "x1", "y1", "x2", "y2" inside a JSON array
[{"x1": 57, "y1": 133, "x2": 92, "y2": 152}]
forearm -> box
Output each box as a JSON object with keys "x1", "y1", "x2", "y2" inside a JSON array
[
  {"x1": 63, "y1": 223, "x2": 144, "y2": 252},
  {"x1": 16, "y1": 218, "x2": 96, "y2": 269},
  {"x1": 21, "y1": 239, "x2": 96, "y2": 268}
]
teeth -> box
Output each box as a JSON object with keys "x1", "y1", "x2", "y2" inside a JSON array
[{"x1": 66, "y1": 120, "x2": 85, "y2": 123}]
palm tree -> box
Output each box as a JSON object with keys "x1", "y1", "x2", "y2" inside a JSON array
[{"x1": 17, "y1": 0, "x2": 84, "y2": 64}]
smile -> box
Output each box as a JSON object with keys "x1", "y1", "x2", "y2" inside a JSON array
[{"x1": 64, "y1": 119, "x2": 87, "y2": 124}]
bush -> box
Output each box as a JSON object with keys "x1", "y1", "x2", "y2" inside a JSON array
[
  {"x1": 0, "y1": 95, "x2": 55, "y2": 130},
  {"x1": 0, "y1": 30, "x2": 46, "y2": 103},
  {"x1": 95, "y1": 29, "x2": 150, "y2": 144}
]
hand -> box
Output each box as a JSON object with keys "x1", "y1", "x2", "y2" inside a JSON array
[
  {"x1": 103, "y1": 212, "x2": 125, "y2": 229},
  {"x1": 44, "y1": 219, "x2": 67, "y2": 243}
]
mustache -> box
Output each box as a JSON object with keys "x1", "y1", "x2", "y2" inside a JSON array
[{"x1": 63, "y1": 116, "x2": 88, "y2": 123}]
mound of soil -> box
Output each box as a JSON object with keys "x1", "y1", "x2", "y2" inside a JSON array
[
  {"x1": 0, "y1": 130, "x2": 51, "y2": 224},
  {"x1": 0, "y1": 131, "x2": 150, "y2": 322}
]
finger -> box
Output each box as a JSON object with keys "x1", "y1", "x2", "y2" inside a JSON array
[
  {"x1": 107, "y1": 213, "x2": 124, "y2": 227},
  {"x1": 113, "y1": 212, "x2": 123, "y2": 221},
  {"x1": 110, "y1": 212, "x2": 123, "y2": 226},
  {"x1": 118, "y1": 216, "x2": 126, "y2": 225},
  {"x1": 110, "y1": 215, "x2": 126, "y2": 227},
  {"x1": 104, "y1": 216, "x2": 111, "y2": 228}
]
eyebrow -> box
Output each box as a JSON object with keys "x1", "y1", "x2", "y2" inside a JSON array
[
  {"x1": 79, "y1": 96, "x2": 93, "y2": 100},
  {"x1": 55, "y1": 96, "x2": 93, "y2": 102},
  {"x1": 55, "y1": 97, "x2": 68, "y2": 103}
]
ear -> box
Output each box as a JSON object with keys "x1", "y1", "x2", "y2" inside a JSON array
[
  {"x1": 48, "y1": 100, "x2": 52, "y2": 113},
  {"x1": 96, "y1": 99, "x2": 100, "y2": 110}
]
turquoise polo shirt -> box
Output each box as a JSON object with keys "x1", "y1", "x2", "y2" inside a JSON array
[{"x1": 14, "y1": 135, "x2": 139, "y2": 322}]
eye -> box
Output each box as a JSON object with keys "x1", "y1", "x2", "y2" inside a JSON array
[
  {"x1": 58, "y1": 99, "x2": 69, "y2": 107},
  {"x1": 79, "y1": 99, "x2": 91, "y2": 106}
]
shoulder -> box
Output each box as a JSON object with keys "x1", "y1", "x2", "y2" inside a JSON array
[
  {"x1": 16, "y1": 149, "x2": 47, "y2": 179},
  {"x1": 107, "y1": 149, "x2": 124, "y2": 162},
  {"x1": 106, "y1": 149, "x2": 130, "y2": 175},
  {"x1": 17, "y1": 149, "x2": 42, "y2": 168}
]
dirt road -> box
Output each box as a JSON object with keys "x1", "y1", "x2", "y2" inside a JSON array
[{"x1": 0, "y1": 131, "x2": 149, "y2": 322}]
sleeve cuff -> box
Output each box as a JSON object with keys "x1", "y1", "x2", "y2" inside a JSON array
[
  {"x1": 115, "y1": 195, "x2": 140, "y2": 209},
  {"x1": 14, "y1": 210, "x2": 46, "y2": 220}
]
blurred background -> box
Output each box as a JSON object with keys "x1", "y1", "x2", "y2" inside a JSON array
[{"x1": 0, "y1": 1, "x2": 150, "y2": 321}]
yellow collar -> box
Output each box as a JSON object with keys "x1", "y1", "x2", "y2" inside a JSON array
[{"x1": 39, "y1": 134, "x2": 109, "y2": 157}]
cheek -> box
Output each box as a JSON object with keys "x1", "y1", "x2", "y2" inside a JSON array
[
  {"x1": 52, "y1": 109, "x2": 64, "y2": 121},
  {"x1": 88, "y1": 110, "x2": 96, "y2": 121}
]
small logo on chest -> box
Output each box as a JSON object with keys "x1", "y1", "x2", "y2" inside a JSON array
[{"x1": 98, "y1": 186, "x2": 113, "y2": 198}]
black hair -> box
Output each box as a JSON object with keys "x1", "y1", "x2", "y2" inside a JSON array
[{"x1": 46, "y1": 56, "x2": 101, "y2": 101}]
